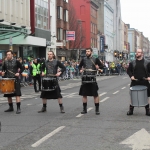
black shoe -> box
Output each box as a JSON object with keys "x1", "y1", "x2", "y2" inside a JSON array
[
  {"x1": 38, "y1": 107, "x2": 46, "y2": 113},
  {"x1": 127, "y1": 105, "x2": 134, "y2": 115},
  {"x1": 145, "y1": 105, "x2": 150, "y2": 116},
  {"x1": 35, "y1": 90, "x2": 39, "y2": 93},
  {"x1": 81, "y1": 109, "x2": 87, "y2": 114},
  {"x1": 95, "y1": 109, "x2": 100, "y2": 115},
  {"x1": 4, "y1": 107, "x2": 14, "y2": 112},
  {"x1": 39, "y1": 89, "x2": 41, "y2": 91},
  {"x1": 60, "y1": 106, "x2": 65, "y2": 113},
  {"x1": 16, "y1": 109, "x2": 21, "y2": 114}
]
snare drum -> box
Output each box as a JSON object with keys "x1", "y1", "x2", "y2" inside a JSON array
[
  {"x1": 130, "y1": 85, "x2": 148, "y2": 107},
  {"x1": 81, "y1": 75, "x2": 96, "y2": 84},
  {"x1": 0, "y1": 78, "x2": 15, "y2": 94},
  {"x1": 42, "y1": 77, "x2": 57, "y2": 91}
]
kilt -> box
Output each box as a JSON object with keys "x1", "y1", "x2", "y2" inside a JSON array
[
  {"x1": 4, "y1": 78, "x2": 21, "y2": 97},
  {"x1": 40, "y1": 85, "x2": 62, "y2": 99},
  {"x1": 79, "y1": 82, "x2": 99, "y2": 96},
  {"x1": 130, "y1": 80, "x2": 150, "y2": 97}
]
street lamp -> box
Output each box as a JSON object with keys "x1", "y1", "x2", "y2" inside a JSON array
[
  {"x1": 77, "y1": 20, "x2": 82, "y2": 60},
  {"x1": 77, "y1": 20, "x2": 82, "y2": 49}
]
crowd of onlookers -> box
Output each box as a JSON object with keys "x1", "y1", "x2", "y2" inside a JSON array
[{"x1": 0, "y1": 56, "x2": 129, "y2": 86}]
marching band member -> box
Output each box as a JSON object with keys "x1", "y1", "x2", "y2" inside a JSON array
[
  {"x1": 127, "y1": 49, "x2": 150, "y2": 116},
  {"x1": 38, "y1": 51, "x2": 66, "y2": 113},
  {"x1": 2, "y1": 50, "x2": 23, "y2": 114},
  {"x1": 78, "y1": 48, "x2": 103, "y2": 115}
]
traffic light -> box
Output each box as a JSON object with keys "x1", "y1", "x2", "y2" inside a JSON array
[
  {"x1": 119, "y1": 52, "x2": 122, "y2": 59},
  {"x1": 122, "y1": 52, "x2": 125, "y2": 59},
  {"x1": 114, "y1": 51, "x2": 117, "y2": 57}
]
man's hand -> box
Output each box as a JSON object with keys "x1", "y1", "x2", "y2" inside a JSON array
[
  {"x1": 56, "y1": 72, "x2": 61, "y2": 77},
  {"x1": 95, "y1": 65, "x2": 99, "y2": 70},
  {"x1": 131, "y1": 76, "x2": 135, "y2": 80},
  {"x1": 2, "y1": 72, "x2": 5, "y2": 76},
  {"x1": 147, "y1": 77, "x2": 150, "y2": 81},
  {"x1": 15, "y1": 73, "x2": 20, "y2": 77},
  {"x1": 41, "y1": 72, "x2": 45, "y2": 76},
  {"x1": 80, "y1": 70, "x2": 83, "y2": 73}
]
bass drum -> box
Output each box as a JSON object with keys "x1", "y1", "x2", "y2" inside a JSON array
[{"x1": 0, "y1": 78, "x2": 15, "y2": 94}]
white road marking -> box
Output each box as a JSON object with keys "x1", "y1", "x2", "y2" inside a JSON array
[
  {"x1": 27, "y1": 104, "x2": 32, "y2": 106},
  {"x1": 123, "y1": 77, "x2": 128, "y2": 79},
  {"x1": 63, "y1": 93, "x2": 77, "y2": 98},
  {"x1": 99, "y1": 92, "x2": 107, "y2": 97},
  {"x1": 122, "y1": 87, "x2": 126, "y2": 89},
  {"x1": 113, "y1": 91, "x2": 119, "y2": 94},
  {"x1": 120, "y1": 128, "x2": 150, "y2": 150},
  {"x1": 128, "y1": 84, "x2": 130, "y2": 86},
  {"x1": 31, "y1": 126, "x2": 65, "y2": 148},
  {"x1": 76, "y1": 107, "x2": 93, "y2": 118},
  {"x1": 100, "y1": 97, "x2": 110, "y2": 103}
]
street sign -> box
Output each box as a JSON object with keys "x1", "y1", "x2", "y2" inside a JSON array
[
  {"x1": 66, "y1": 31, "x2": 75, "y2": 41},
  {"x1": 56, "y1": 42, "x2": 63, "y2": 46},
  {"x1": 92, "y1": 48, "x2": 98, "y2": 58},
  {"x1": 130, "y1": 52, "x2": 135, "y2": 61},
  {"x1": 9, "y1": 36, "x2": 12, "y2": 46},
  {"x1": 100, "y1": 36, "x2": 105, "y2": 53}
]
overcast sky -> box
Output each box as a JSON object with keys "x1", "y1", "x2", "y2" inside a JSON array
[{"x1": 120, "y1": 0, "x2": 150, "y2": 40}]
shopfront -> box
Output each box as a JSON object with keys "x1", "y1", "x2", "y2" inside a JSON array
[{"x1": 56, "y1": 49, "x2": 71, "y2": 61}]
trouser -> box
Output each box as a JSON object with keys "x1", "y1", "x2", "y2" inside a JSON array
[{"x1": 33, "y1": 75, "x2": 41, "y2": 91}]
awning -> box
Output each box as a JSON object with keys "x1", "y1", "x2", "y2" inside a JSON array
[{"x1": 0, "y1": 23, "x2": 46, "y2": 47}]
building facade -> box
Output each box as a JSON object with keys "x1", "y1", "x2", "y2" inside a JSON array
[{"x1": 56, "y1": 0, "x2": 69, "y2": 61}]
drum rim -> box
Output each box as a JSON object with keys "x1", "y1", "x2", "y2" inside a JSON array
[
  {"x1": 1, "y1": 78, "x2": 16, "y2": 80},
  {"x1": 42, "y1": 78, "x2": 56, "y2": 80}
]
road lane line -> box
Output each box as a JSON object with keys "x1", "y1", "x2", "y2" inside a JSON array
[
  {"x1": 100, "y1": 97, "x2": 110, "y2": 103},
  {"x1": 121, "y1": 87, "x2": 126, "y2": 89},
  {"x1": 27, "y1": 104, "x2": 32, "y2": 106},
  {"x1": 128, "y1": 84, "x2": 130, "y2": 86},
  {"x1": 76, "y1": 107, "x2": 93, "y2": 118},
  {"x1": 113, "y1": 91, "x2": 119, "y2": 94},
  {"x1": 123, "y1": 77, "x2": 128, "y2": 79},
  {"x1": 63, "y1": 93, "x2": 77, "y2": 98},
  {"x1": 99, "y1": 92, "x2": 107, "y2": 96},
  {"x1": 31, "y1": 126, "x2": 65, "y2": 148}
]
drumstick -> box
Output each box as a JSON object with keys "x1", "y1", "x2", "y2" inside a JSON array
[{"x1": 47, "y1": 74, "x2": 57, "y2": 77}]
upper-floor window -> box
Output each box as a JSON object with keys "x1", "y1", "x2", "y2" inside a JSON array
[
  {"x1": 64, "y1": 9, "x2": 68, "y2": 22},
  {"x1": 57, "y1": 6, "x2": 63, "y2": 19},
  {"x1": 35, "y1": 0, "x2": 49, "y2": 30},
  {"x1": 64, "y1": 0, "x2": 68, "y2": 3}
]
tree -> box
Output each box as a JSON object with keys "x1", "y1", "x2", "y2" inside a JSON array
[{"x1": 69, "y1": 1, "x2": 86, "y2": 50}]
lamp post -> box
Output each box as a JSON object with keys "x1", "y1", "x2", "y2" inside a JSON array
[{"x1": 77, "y1": 20, "x2": 82, "y2": 60}]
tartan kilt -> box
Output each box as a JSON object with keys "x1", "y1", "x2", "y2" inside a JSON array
[
  {"x1": 40, "y1": 85, "x2": 62, "y2": 99},
  {"x1": 79, "y1": 82, "x2": 99, "y2": 96}
]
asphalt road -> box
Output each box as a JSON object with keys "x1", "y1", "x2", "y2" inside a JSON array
[{"x1": 0, "y1": 75, "x2": 150, "y2": 150}]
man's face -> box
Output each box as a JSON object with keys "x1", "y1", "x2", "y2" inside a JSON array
[
  {"x1": 6, "y1": 52, "x2": 13, "y2": 60},
  {"x1": 86, "y1": 49, "x2": 92, "y2": 57},
  {"x1": 34, "y1": 59, "x2": 37, "y2": 63},
  {"x1": 48, "y1": 52, "x2": 53, "y2": 59},
  {"x1": 136, "y1": 50, "x2": 143, "y2": 58}
]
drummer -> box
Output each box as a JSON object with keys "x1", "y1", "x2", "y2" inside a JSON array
[
  {"x1": 38, "y1": 51, "x2": 66, "y2": 113},
  {"x1": 2, "y1": 50, "x2": 23, "y2": 114},
  {"x1": 127, "y1": 49, "x2": 150, "y2": 116},
  {"x1": 79, "y1": 48, "x2": 103, "y2": 115}
]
